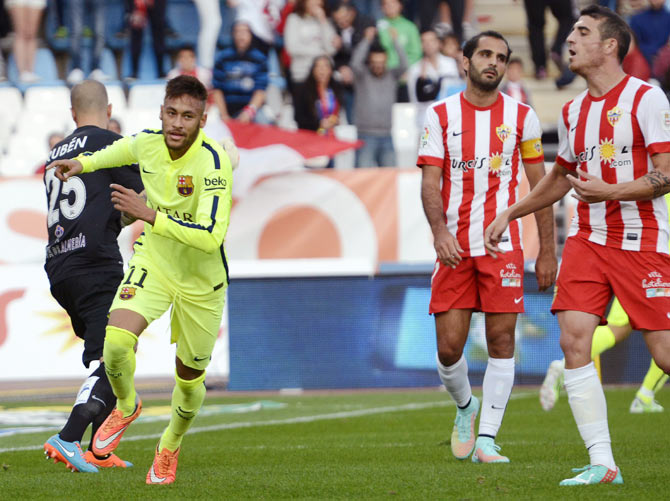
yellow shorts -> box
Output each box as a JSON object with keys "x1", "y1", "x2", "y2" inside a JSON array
[
  {"x1": 110, "y1": 251, "x2": 227, "y2": 370},
  {"x1": 606, "y1": 297, "x2": 630, "y2": 327}
]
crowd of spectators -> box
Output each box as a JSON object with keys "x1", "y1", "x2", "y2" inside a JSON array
[{"x1": 2, "y1": 0, "x2": 670, "y2": 169}]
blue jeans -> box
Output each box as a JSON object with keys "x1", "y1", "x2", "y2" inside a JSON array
[
  {"x1": 70, "y1": 0, "x2": 106, "y2": 71},
  {"x1": 356, "y1": 134, "x2": 396, "y2": 168}
]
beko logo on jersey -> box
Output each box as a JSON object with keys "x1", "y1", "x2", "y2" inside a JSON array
[
  {"x1": 204, "y1": 177, "x2": 227, "y2": 189},
  {"x1": 48, "y1": 136, "x2": 88, "y2": 161}
]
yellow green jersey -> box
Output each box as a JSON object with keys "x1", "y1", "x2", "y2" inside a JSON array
[{"x1": 77, "y1": 128, "x2": 233, "y2": 295}]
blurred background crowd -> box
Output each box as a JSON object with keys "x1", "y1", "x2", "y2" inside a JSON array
[{"x1": 0, "y1": 0, "x2": 670, "y2": 174}]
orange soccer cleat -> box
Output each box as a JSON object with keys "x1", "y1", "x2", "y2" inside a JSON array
[
  {"x1": 84, "y1": 450, "x2": 133, "y2": 468},
  {"x1": 91, "y1": 400, "x2": 142, "y2": 456},
  {"x1": 146, "y1": 442, "x2": 180, "y2": 485}
]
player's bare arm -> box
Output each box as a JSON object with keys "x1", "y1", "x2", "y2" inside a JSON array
[
  {"x1": 569, "y1": 153, "x2": 670, "y2": 202},
  {"x1": 45, "y1": 158, "x2": 84, "y2": 181},
  {"x1": 420, "y1": 164, "x2": 463, "y2": 268},
  {"x1": 523, "y1": 160, "x2": 558, "y2": 291},
  {"x1": 110, "y1": 184, "x2": 156, "y2": 225},
  {"x1": 485, "y1": 163, "x2": 572, "y2": 256}
]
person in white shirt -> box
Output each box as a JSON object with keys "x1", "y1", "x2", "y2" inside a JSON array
[{"x1": 407, "y1": 28, "x2": 462, "y2": 129}]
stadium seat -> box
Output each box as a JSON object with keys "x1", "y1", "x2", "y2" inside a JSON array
[
  {"x1": 23, "y1": 85, "x2": 71, "y2": 113},
  {"x1": 0, "y1": 87, "x2": 23, "y2": 149},
  {"x1": 165, "y1": 0, "x2": 200, "y2": 52},
  {"x1": 14, "y1": 110, "x2": 72, "y2": 142},
  {"x1": 106, "y1": 84, "x2": 127, "y2": 114},
  {"x1": 3, "y1": 134, "x2": 49, "y2": 175},
  {"x1": 392, "y1": 103, "x2": 420, "y2": 168},
  {"x1": 127, "y1": 82, "x2": 167, "y2": 110},
  {"x1": 119, "y1": 108, "x2": 162, "y2": 136},
  {"x1": 7, "y1": 49, "x2": 64, "y2": 89}
]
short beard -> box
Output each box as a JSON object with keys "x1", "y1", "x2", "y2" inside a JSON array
[{"x1": 470, "y1": 72, "x2": 503, "y2": 92}]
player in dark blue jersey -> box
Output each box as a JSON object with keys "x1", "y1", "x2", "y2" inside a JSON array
[{"x1": 43, "y1": 80, "x2": 144, "y2": 473}]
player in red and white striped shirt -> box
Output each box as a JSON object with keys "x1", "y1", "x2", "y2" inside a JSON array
[
  {"x1": 418, "y1": 31, "x2": 557, "y2": 465},
  {"x1": 486, "y1": 5, "x2": 670, "y2": 486}
]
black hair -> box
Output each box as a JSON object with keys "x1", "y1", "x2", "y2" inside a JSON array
[
  {"x1": 165, "y1": 75, "x2": 207, "y2": 105},
  {"x1": 579, "y1": 4, "x2": 631, "y2": 63},
  {"x1": 462, "y1": 30, "x2": 511, "y2": 61}
]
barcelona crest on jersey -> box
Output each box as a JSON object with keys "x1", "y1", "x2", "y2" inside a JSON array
[
  {"x1": 496, "y1": 124, "x2": 511, "y2": 143},
  {"x1": 177, "y1": 175, "x2": 194, "y2": 197},
  {"x1": 119, "y1": 286, "x2": 136, "y2": 300}
]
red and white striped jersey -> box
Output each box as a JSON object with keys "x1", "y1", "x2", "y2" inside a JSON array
[
  {"x1": 556, "y1": 75, "x2": 670, "y2": 253},
  {"x1": 417, "y1": 92, "x2": 544, "y2": 257}
]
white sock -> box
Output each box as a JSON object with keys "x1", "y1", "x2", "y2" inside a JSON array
[
  {"x1": 436, "y1": 353, "x2": 472, "y2": 408},
  {"x1": 478, "y1": 357, "x2": 514, "y2": 438},
  {"x1": 564, "y1": 362, "x2": 616, "y2": 470}
]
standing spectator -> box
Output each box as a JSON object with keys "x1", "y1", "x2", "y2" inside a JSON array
[
  {"x1": 500, "y1": 57, "x2": 532, "y2": 106},
  {"x1": 522, "y1": 0, "x2": 575, "y2": 86},
  {"x1": 212, "y1": 21, "x2": 270, "y2": 123},
  {"x1": 418, "y1": 0, "x2": 465, "y2": 42},
  {"x1": 192, "y1": 0, "x2": 222, "y2": 70},
  {"x1": 229, "y1": 0, "x2": 285, "y2": 55},
  {"x1": 294, "y1": 55, "x2": 343, "y2": 135},
  {"x1": 6, "y1": 0, "x2": 46, "y2": 83},
  {"x1": 284, "y1": 0, "x2": 338, "y2": 102},
  {"x1": 629, "y1": 0, "x2": 670, "y2": 66},
  {"x1": 376, "y1": 0, "x2": 421, "y2": 70},
  {"x1": 331, "y1": 0, "x2": 375, "y2": 123},
  {"x1": 67, "y1": 0, "x2": 109, "y2": 85},
  {"x1": 351, "y1": 26, "x2": 408, "y2": 167},
  {"x1": 407, "y1": 28, "x2": 460, "y2": 127},
  {"x1": 126, "y1": 0, "x2": 167, "y2": 79}
]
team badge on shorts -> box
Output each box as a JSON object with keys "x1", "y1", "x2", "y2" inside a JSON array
[
  {"x1": 642, "y1": 271, "x2": 670, "y2": 298},
  {"x1": 500, "y1": 263, "x2": 522, "y2": 287},
  {"x1": 119, "y1": 286, "x2": 136, "y2": 300},
  {"x1": 606, "y1": 106, "x2": 623, "y2": 127},
  {"x1": 496, "y1": 124, "x2": 511, "y2": 142},
  {"x1": 177, "y1": 175, "x2": 194, "y2": 197}
]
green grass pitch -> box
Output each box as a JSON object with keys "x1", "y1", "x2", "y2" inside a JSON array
[{"x1": 0, "y1": 388, "x2": 667, "y2": 499}]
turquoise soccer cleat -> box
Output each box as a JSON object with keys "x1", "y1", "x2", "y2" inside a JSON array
[
  {"x1": 472, "y1": 436, "x2": 510, "y2": 463},
  {"x1": 559, "y1": 464, "x2": 623, "y2": 486},
  {"x1": 44, "y1": 434, "x2": 99, "y2": 473},
  {"x1": 450, "y1": 395, "x2": 479, "y2": 460}
]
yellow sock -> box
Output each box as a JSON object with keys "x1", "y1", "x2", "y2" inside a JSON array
[
  {"x1": 591, "y1": 325, "x2": 616, "y2": 359},
  {"x1": 638, "y1": 359, "x2": 669, "y2": 403},
  {"x1": 159, "y1": 371, "x2": 206, "y2": 452},
  {"x1": 103, "y1": 326, "x2": 138, "y2": 416}
]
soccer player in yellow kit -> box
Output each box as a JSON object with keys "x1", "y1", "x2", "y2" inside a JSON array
[
  {"x1": 47, "y1": 75, "x2": 235, "y2": 484},
  {"x1": 540, "y1": 193, "x2": 670, "y2": 414}
]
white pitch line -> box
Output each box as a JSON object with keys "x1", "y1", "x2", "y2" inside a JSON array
[{"x1": 0, "y1": 392, "x2": 533, "y2": 454}]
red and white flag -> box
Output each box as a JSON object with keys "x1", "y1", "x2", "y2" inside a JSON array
[{"x1": 204, "y1": 120, "x2": 362, "y2": 197}]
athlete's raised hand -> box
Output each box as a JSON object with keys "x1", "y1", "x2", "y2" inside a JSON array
[
  {"x1": 568, "y1": 168, "x2": 614, "y2": 203},
  {"x1": 484, "y1": 210, "x2": 510, "y2": 258},
  {"x1": 110, "y1": 184, "x2": 156, "y2": 225},
  {"x1": 46, "y1": 158, "x2": 83, "y2": 181}
]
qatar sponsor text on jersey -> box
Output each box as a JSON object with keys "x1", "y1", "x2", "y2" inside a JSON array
[
  {"x1": 417, "y1": 92, "x2": 544, "y2": 257},
  {"x1": 556, "y1": 75, "x2": 670, "y2": 253}
]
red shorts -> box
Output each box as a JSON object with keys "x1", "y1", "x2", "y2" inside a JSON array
[
  {"x1": 430, "y1": 250, "x2": 525, "y2": 314},
  {"x1": 552, "y1": 236, "x2": 670, "y2": 331}
]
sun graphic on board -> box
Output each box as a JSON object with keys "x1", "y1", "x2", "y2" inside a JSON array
[
  {"x1": 489, "y1": 153, "x2": 503, "y2": 175},
  {"x1": 599, "y1": 138, "x2": 616, "y2": 164},
  {"x1": 39, "y1": 307, "x2": 81, "y2": 353}
]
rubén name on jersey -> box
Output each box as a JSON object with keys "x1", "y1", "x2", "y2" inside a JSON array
[{"x1": 48, "y1": 136, "x2": 89, "y2": 161}]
